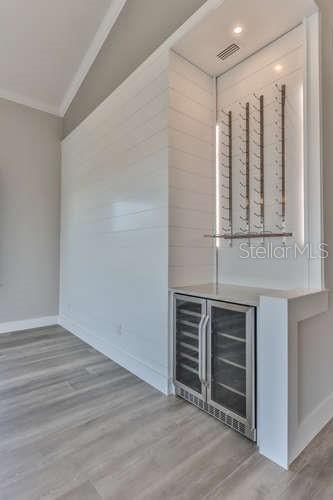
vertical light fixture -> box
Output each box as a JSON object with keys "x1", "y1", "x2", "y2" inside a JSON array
[
  {"x1": 300, "y1": 83, "x2": 305, "y2": 246},
  {"x1": 215, "y1": 123, "x2": 220, "y2": 248}
]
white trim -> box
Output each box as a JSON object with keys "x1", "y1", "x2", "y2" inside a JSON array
[
  {"x1": 0, "y1": 88, "x2": 60, "y2": 116},
  {"x1": 303, "y1": 12, "x2": 324, "y2": 289},
  {"x1": 257, "y1": 296, "x2": 289, "y2": 469},
  {"x1": 288, "y1": 290, "x2": 329, "y2": 465},
  {"x1": 63, "y1": 0, "x2": 225, "y2": 140},
  {"x1": 59, "y1": 0, "x2": 128, "y2": 116},
  {"x1": 290, "y1": 390, "x2": 333, "y2": 463},
  {"x1": 59, "y1": 315, "x2": 170, "y2": 395},
  {"x1": 0, "y1": 0, "x2": 127, "y2": 117},
  {"x1": 0, "y1": 316, "x2": 59, "y2": 334}
]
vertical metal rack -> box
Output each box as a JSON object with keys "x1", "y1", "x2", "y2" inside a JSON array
[
  {"x1": 259, "y1": 95, "x2": 265, "y2": 228},
  {"x1": 212, "y1": 83, "x2": 292, "y2": 242},
  {"x1": 220, "y1": 110, "x2": 233, "y2": 239},
  {"x1": 281, "y1": 84, "x2": 286, "y2": 225}
]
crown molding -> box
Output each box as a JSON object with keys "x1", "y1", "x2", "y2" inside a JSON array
[
  {"x1": 0, "y1": 88, "x2": 60, "y2": 116},
  {"x1": 59, "y1": 0, "x2": 128, "y2": 117}
]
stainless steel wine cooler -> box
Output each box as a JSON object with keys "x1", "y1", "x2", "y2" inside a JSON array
[{"x1": 173, "y1": 294, "x2": 256, "y2": 441}]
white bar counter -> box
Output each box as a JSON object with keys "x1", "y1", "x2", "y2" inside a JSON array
[{"x1": 170, "y1": 282, "x2": 329, "y2": 469}]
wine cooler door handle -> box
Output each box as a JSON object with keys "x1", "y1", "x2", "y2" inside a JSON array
[
  {"x1": 200, "y1": 315, "x2": 209, "y2": 385},
  {"x1": 198, "y1": 315, "x2": 206, "y2": 382}
]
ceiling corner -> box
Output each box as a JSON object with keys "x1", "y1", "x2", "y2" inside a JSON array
[
  {"x1": 59, "y1": 0, "x2": 128, "y2": 117},
  {"x1": 0, "y1": 87, "x2": 61, "y2": 116}
]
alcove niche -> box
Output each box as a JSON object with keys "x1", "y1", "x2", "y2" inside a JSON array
[{"x1": 169, "y1": 0, "x2": 322, "y2": 291}]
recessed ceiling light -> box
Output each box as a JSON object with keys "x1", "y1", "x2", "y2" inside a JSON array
[
  {"x1": 233, "y1": 26, "x2": 243, "y2": 35},
  {"x1": 275, "y1": 64, "x2": 283, "y2": 72}
]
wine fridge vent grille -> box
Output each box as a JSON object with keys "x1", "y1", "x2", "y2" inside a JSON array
[{"x1": 177, "y1": 387, "x2": 248, "y2": 438}]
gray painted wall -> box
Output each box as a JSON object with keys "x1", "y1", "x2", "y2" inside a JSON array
[
  {"x1": 63, "y1": 0, "x2": 207, "y2": 136},
  {"x1": 0, "y1": 99, "x2": 62, "y2": 323}
]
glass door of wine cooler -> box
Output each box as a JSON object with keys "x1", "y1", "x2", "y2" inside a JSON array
[
  {"x1": 207, "y1": 300, "x2": 255, "y2": 436},
  {"x1": 173, "y1": 294, "x2": 207, "y2": 400}
]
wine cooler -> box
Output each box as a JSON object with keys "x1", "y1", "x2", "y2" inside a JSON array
[{"x1": 173, "y1": 294, "x2": 256, "y2": 441}]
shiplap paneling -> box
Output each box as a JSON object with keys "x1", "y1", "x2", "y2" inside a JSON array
[
  {"x1": 168, "y1": 51, "x2": 215, "y2": 286},
  {"x1": 60, "y1": 53, "x2": 170, "y2": 394}
]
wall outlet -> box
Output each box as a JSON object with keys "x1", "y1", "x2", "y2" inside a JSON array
[{"x1": 116, "y1": 324, "x2": 123, "y2": 336}]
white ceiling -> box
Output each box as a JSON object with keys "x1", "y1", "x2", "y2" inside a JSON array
[
  {"x1": 174, "y1": 0, "x2": 318, "y2": 76},
  {"x1": 0, "y1": 0, "x2": 126, "y2": 115}
]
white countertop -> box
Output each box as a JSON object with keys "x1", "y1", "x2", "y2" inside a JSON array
[{"x1": 170, "y1": 282, "x2": 326, "y2": 306}]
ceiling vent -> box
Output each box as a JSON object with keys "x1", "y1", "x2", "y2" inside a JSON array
[{"x1": 217, "y1": 43, "x2": 240, "y2": 61}]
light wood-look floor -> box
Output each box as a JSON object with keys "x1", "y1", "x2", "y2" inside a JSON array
[{"x1": 1, "y1": 326, "x2": 333, "y2": 500}]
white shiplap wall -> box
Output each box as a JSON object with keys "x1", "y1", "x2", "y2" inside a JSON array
[
  {"x1": 60, "y1": 50, "x2": 217, "y2": 394},
  {"x1": 60, "y1": 52, "x2": 170, "y2": 393},
  {"x1": 168, "y1": 51, "x2": 215, "y2": 287}
]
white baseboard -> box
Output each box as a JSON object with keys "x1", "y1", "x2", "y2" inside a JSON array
[
  {"x1": 59, "y1": 315, "x2": 170, "y2": 395},
  {"x1": 290, "y1": 391, "x2": 333, "y2": 464},
  {"x1": 0, "y1": 316, "x2": 59, "y2": 334}
]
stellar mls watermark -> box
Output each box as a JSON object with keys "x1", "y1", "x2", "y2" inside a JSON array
[{"x1": 239, "y1": 242, "x2": 329, "y2": 260}]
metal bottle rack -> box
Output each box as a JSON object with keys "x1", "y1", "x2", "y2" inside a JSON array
[{"x1": 212, "y1": 83, "x2": 292, "y2": 242}]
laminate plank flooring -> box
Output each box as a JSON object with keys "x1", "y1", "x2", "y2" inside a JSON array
[{"x1": 0, "y1": 325, "x2": 332, "y2": 500}]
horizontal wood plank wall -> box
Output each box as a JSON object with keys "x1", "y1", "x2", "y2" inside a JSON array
[
  {"x1": 60, "y1": 53, "x2": 170, "y2": 393},
  {"x1": 168, "y1": 51, "x2": 215, "y2": 287}
]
